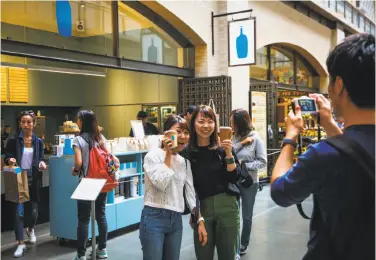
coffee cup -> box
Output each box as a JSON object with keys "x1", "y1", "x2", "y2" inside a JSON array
[
  {"x1": 164, "y1": 130, "x2": 178, "y2": 149},
  {"x1": 219, "y1": 126, "x2": 233, "y2": 141}
]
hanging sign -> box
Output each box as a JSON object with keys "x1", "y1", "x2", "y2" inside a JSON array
[{"x1": 228, "y1": 18, "x2": 256, "y2": 67}]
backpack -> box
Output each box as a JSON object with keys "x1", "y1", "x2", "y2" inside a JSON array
[
  {"x1": 297, "y1": 134, "x2": 375, "y2": 220},
  {"x1": 83, "y1": 135, "x2": 120, "y2": 193}
]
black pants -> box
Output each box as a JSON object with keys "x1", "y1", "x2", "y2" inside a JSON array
[
  {"x1": 77, "y1": 192, "x2": 108, "y2": 257},
  {"x1": 14, "y1": 201, "x2": 38, "y2": 241}
]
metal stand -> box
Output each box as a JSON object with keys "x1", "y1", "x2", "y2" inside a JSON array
[{"x1": 91, "y1": 201, "x2": 96, "y2": 260}]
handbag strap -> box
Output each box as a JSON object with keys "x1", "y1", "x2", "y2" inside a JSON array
[{"x1": 208, "y1": 98, "x2": 216, "y2": 114}]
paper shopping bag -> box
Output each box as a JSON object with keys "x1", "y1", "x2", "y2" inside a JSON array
[
  {"x1": 3, "y1": 167, "x2": 30, "y2": 203},
  {"x1": 208, "y1": 98, "x2": 220, "y2": 133}
]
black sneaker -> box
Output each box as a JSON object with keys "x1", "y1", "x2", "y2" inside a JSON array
[{"x1": 240, "y1": 245, "x2": 248, "y2": 255}]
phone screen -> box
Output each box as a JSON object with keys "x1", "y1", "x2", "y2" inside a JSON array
[{"x1": 298, "y1": 99, "x2": 316, "y2": 112}]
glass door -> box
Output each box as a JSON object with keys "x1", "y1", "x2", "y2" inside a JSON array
[{"x1": 142, "y1": 105, "x2": 160, "y2": 131}]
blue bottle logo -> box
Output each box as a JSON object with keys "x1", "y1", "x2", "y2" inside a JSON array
[
  {"x1": 56, "y1": 0, "x2": 72, "y2": 37},
  {"x1": 236, "y1": 26, "x2": 248, "y2": 59}
]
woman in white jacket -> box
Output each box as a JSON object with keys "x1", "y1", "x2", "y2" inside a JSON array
[{"x1": 141, "y1": 115, "x2": 207, "y2": 260}]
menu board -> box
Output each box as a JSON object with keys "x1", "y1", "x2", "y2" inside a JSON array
[{"x1": 251, "y1": 91, "x2": 268, "y2": 179}]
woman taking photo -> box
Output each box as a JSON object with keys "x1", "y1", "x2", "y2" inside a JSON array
[
  {"x1": 4, "y1": 110, "x2": 47, "y2": 258},
  {"x1": 231, "y1": 108, "x2": 267, "y2": 256},
  {"x1": 141, "y1": 115, "x2": 207, "y2": 260},
  {"x1": 186, "y1": 105, "x2": 241, "y2": 260},
  {"x1": 72, "y1": 110, "x2": 118, "y2": 260}
]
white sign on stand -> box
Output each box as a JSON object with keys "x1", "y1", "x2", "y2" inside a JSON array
[
  {"x1": 130, "y1": 120, "x2": 145, "y2": 138},
  {"x1": 71, "y1": 178, "x2": 106, "y2": 260}
]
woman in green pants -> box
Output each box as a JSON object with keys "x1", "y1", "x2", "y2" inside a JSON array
[{"x1": 184, "y1": 105, "x2": 241, "y2": 260}]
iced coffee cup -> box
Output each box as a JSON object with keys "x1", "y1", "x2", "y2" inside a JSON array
[
  {"x1": 164, "y1": 130, "x2": 178, "y2": 149},
  {"x1": 219, "y1": 126, "x2": 233, "y2": 141}
]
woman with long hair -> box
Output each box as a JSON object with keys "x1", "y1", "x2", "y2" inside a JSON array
[
  {"x1": 185, "y1": 105, "x2": 241, "y2": 260},
  {"x1": 231, "y1": 108, "x2": 267, "y2": 256},
  {"x1": 72, "y1": 109, "x2": 118, "y2": 260},
  {"x1": 4, "y1": 110, "x2": 47, "y2": 258},
  {"x1": 140, "y1": 115, "x2": 207, "y2": 260}
]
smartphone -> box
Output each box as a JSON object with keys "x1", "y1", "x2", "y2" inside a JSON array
[{"x1": 219, "y1": 126, "x2": 233, "y2": 141}]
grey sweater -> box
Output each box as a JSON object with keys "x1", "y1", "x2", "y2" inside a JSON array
[{"x1": 232, "y1": 131, "x2": 267, "y2": 183}]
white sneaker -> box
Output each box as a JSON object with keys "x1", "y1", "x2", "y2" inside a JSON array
[
  {"x1": 13, "y1": 244, "x2": 26, "y2": 258},
  {"x1": 26, "y1": 228, "x2": 36, "y2": 244},
  {"x1": 73, "y1": 255, "x2": 86, "y2": 260},
  {"x1": 96, "y1": 248, "x2": 108, "y2": 259}
]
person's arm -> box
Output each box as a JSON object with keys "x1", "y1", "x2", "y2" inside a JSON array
[
  {"x1": 143, "y1": 150, "x2": 175, "y2": 191},
  {"x1": 224, "y1": 149, "x2": 241, "y2": 184},
  {"x1": 4, "y1": 138, "x2": 16, "y2": 165},
  {"x1": 270, "y1": 146, "x2": 326, "y2": 207},
  {"x1": 184, "y1": 160, "x2": 196, "y2": 212},
  {"x1": 309, "y1": 93, "x2": 343, "y2": 137},
  {"x1": 37, "y1": 138, "x2": 47, "y2": 170},
  {"x1": 244, "y1": 137, "x2": 267, "y2": 171},
  {"x1": 72, "y1": 138, "x2": 83, "y2": 176}
]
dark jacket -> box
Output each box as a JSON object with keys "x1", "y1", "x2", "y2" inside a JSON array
[{"x1": 4, "y1": 131, "x2": 45, "y2": 202}]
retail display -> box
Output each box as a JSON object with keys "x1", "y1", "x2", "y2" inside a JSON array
[{"x1": 49, "y1": 149, "x2": 148, "y2": 242}]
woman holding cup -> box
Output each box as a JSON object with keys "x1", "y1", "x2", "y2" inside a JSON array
[
  {"x1": 141, "y1": 115, "x2": 207, "y2": 260},
  {"x1": 185, "y1": 105, "x2": 241, "y2": 260}
]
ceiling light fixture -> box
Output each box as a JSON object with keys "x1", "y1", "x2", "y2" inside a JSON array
[{"x1": 1, "y1": 62, "x2": 107, "y2": 77}]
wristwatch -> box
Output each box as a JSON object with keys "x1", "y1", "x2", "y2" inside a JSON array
[
  {"x1": 281, "y1": 138, "x2": 297, "y2": 149},
  {"x1": 197, "y1": 217, "x2": 205, "y2": 224}
]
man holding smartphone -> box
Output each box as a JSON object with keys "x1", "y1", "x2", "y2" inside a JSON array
[{"x1": 270, "y1": 33, "x2": 375, "y2": 260}]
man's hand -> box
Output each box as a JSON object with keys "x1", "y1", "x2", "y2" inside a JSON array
[
  {"x1": 197, "y1": 222, "x2": 208, "y2": 246},
  {"x1": 309, "y1": 94, "x2": 333, "y2": 127},
  {"x1": 285, "y1": 102, "x2": 304, "y2": 140},
  {"x1": 72, "y1": 167, "x2": 79, "y2": 176},
  {"x1": 309, "y1": 93, "x2": 342, "y2": 137}
]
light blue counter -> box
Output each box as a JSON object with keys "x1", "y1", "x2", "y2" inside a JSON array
[{"x1": 49, "y1": 151, "x2": 147, "y2": 241}]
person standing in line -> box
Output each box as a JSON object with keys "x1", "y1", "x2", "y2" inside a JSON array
[
  {"x1": 72, "y1": 110, "x2": 119, "y2": 260},
  {"x1": 4, "y1": 110, "x2": 47, "y2": 258},
  {"x1": 184, "y1": 105, "x2": 197, "y2": 127},
  {"x1": 231, "y1": 109, "x2": 267, "y2": 256},
  {"x1": 129, "y1": 111, "x2": 159, "y2": 137},
  {"x1": 141, "y1": 115, "x2": 207, "y2": 260},
  {"x1": 184, "y1": 105, "x2": 241, "y2": 260}
]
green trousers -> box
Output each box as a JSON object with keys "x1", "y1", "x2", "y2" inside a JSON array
[{"x1": 194, "y1": 193, "x2": 240, "y2": 260}]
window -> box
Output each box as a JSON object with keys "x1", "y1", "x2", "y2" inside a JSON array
[
  {"x1": 296, "y1": 60, "x2": 313, "y2": 88},
  {"x1": 250, "y1": 47, "x2": 268, "y2": 80},
  {"x1": 360, "y1": 15, "x2": 365, "y2": 31},
  {"x1": 336, "y1": 1, "x2": 345, "y2": 16},
  {"x1": 1, "y1": 1, "x2": 114, "y2": 56},
  {"x1": 271, "y1": 47, "x2": 294, "y2": 85},
  {"x1": 118, "y1": 1, "x2": 188, "y2": 68},
  {"x1": 345, "y1": 3, "x2": 353, "y2": 23}
]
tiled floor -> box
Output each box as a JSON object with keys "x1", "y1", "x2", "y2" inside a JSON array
[{"x1": 1, "y1": 185, "x2": 313, "y2": 260}]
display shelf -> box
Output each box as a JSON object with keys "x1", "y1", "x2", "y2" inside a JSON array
[
  {"x1": 114, "y1": 150, "x2": 149, "y2": 156},
  {"x1": 49, "y1": 150, "x2": 146, "y2": 242},
  {"x1": 119, "y1": 172, "x2": 144, "y2": 179}
]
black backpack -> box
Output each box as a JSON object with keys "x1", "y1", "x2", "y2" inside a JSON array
[{"x1": 297, "y1": 134, "x2": 375, "y2": 220}]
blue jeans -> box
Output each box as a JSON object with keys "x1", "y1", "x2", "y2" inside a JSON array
[
  {"x1": 139, "y1": 206, "x2": 183, "y2": 260},
  {"x1": 239, "y1": 183, "x2": 259, "y2": 247}
]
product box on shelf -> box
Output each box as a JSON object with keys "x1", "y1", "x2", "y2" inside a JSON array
[
  {"x1": 119, "y1": 162, "x2": 138, "y2": 178},
  {"x1": 52, "y1": 145, "x2": 64, "y2": 156}
]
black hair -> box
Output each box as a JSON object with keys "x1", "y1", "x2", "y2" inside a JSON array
[
  {"x1": 189, "y1": 105, "x2": 219, "y2": 150},
  {"x1": 326, "y1": 33, "x2": 375, "y2": 109},
  {"x1": 77, "y1": 109, "x2": 101, "y2": 146},
  {"x1": 163, "y1": 115, "x2": 190, "y2": 133},
  {"x1": 19, "y1": 110, "x2": 36, "y2": 124},
  {"x1": 231, "y1": 109, "x2": 254, "y2": 138},
  {"x1": 187, "y1": 105, "x2": 197, "y2": 115}
]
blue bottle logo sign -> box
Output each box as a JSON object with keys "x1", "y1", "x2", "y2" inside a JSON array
[
  {"x1": 56, "y1": 0, "x2": 72, "y2": 37},
  {"x1": 236, "y1": 26, "x2": 248, "y2": 59}
]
